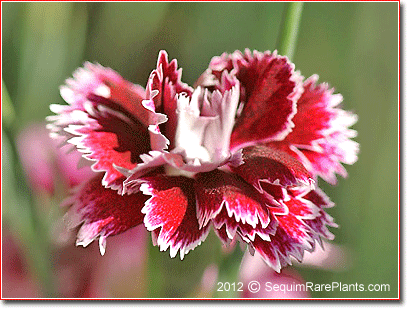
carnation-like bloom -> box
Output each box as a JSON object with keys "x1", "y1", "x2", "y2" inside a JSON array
[{"x1": 47, "y1": 49, "x2": 358, "y2": 271}]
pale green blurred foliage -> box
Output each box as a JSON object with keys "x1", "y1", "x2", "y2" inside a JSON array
[{"x1": 2, "y1": 2, "x2": 398, "y2": 298}]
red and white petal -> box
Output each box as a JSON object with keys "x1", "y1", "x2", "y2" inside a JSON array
[
  {"x1": 258, "y1": 182, "x2": 291, "y2": 209},
  {"x1": 61, "y1": 62, "x2": 164, "y2": 126},
  {"x1": 300, "y1": 186, "x2": 335, "y2": 209},
  {"x1": 273, "y1": 213, "x2": 314, "y2": 255},
  {"x1": 49, "y1": 63, "x2": 169, "y2": 190},
  {"x1": 55, "y1": 62, "x2": 167, "y2": 132},
  {"x1": 212, "y1": 207, "x2": 276, "y2": 244},
  {"x1": 64, "y1": 108, "x2": 150, "y2": 191},
  {"x1": 147, "y1": 50, "x2": 194, "y2": 147},
  {"x1": 269, "y1": 75, "x2": 359, "y2": 184},
  {"x1": 245, "y1": 192, "x2": 334, "y2": 272},
  {"x1": 300, "y1": 188, "x2": 338, "y2": 245},
  {"x1": 300, "y1": 131, "x2": 359, "y2": 184},
  {"x1": 249, "y1": 226, "x2": 308, "y2": 272},
  {"x1": 289, "y1": 187, "x2": 337, "y2": 246},
  {"x1": 195, "y1": 169, "x2": 272, "y2": 229},
  {"x1": 213, "y1": 225, "x2": 232, "y2": 245},
  {"x1": 120, "y1": 151, "x2": 168, "y2": 194},
  {"x1": 205, "y1": 49, "x2": 303, "y2": 151},
  {"x1": 283, "y1": 194, "x2": 321, "y2": 220},
  {"x1": 303, "y1": 210, "x2": 338, "y2": 246},
  {"x1": 140, "y1": 176, "x2": 210, "y2": 259},
  {"x1": 231, "y1": 145, "x2": 313, "y2": 192},
  {"x1": 63, "y1": 174, "x2": 146, "y2": 255}
]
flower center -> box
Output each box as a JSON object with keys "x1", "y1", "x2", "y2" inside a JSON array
[{"x1": 169, "y1": 84, "x2": 240, "y2": 174}]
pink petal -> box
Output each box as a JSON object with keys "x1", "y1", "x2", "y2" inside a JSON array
[
  {"x1": 90, "y1": 225, "x2": 148, "y2": 297},
  {"x1": 269, "y1": 75, "x2": 359, "y2": 184},
  {"x1": 49, "y1": 63, "x2": 168, "y2": 191},
  {"x1": 204, "y1": 49, "x2": 303, "y2": 151},
  {"x1": 231, "y1": 145, "x2": 313, "y2": 192},
  {"x1": 147, "y1": 50, "x2": 194, "y2": 147},
  {"x1": 239, "y1": 251, "x2": 310, "y2": 298},
  {"x1": 298, "y1": 241, "x2": 352, "y2": 271},
  {"x1": 16, "y1": 123, "x2": 95, "y2": 194},
  {"x1": 63, "y1": 174, "x2": 146, "y2": 254},
  {"x1": 194, "y1": 169, "x2": 271, "y2": 229},
  {"x1": 140, "y1": 175, "x2": 210, "y2": 259}
]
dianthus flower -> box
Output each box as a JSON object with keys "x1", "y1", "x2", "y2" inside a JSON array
[{"x1": 47, "y1": 49, "x2": 358, "y2": 271}]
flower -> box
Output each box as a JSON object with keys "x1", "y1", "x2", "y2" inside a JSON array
[
  {"x1": 47, "y1": 49, "x2": 358, "y2": 272},
  {"x1": 16, "y1": 122, "x2": 95, "y2": 195}
]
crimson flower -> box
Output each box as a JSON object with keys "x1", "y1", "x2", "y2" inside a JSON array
[{"x1": 47, "y1": 49, "x2": 358, "y2": 271}]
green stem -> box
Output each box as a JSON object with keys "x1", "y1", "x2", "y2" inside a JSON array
[
  {"x1": 212, "y1": 245, "x2": 245, "y2": 298},
  {"x1": 146, "y1": 245, "x2": 165, "y2": 298},
  {"x1": 276, "y1": 2, "x2": 304, "y2": 60},
  {"x1": 2, "y1": 79, "x2": 16, "y2": 129}
]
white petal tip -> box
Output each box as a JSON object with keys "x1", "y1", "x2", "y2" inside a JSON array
[{"x1": 99, "y1": 236, "x2": 107, "y2": 256}]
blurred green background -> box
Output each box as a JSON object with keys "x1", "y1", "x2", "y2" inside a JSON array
[{"x1": 2, "y1": 2, "x2": 398, "y2": 298}]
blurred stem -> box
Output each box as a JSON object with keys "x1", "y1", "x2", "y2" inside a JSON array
[
  {"x1": 2, "y1": 79, "x2": 16, "y2": 129},
  {"x1": 146, "y1": 231, "x2": 242, "y2": 298},
  {"x1": 212, "y1": 245, "x2": 245, "y2": 298},
  {"x1": 146, "y1": 245, "x2": 165, "y2": 298},
  {"x1": 276, "y1": 2, "x2": 304, "y2": 60}
]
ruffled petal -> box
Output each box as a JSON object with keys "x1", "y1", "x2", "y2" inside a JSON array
[
  {"x1": 249, "y1": 228, "x2": 304, "y2": 273},
  {"x1": 63, "y1": 174, "x2": 146, "y2": 255},
  {"x1": 230, "y1": 145, "x2": 313, "y2": 192},
  {"x1": 194, "y1": 169, "x2": 272, "y2": 229},
  {"x1": 302, "y1": 186, "x2": 335, "y2": 209},
  {"x1": 120, "y1": 151, "x2": 168, "y2": 194},
  {"x1": 140, "y1": 176, "x2": 210, "y2": 259},
  {"x1": 212, "y1": 207, "x2": 277, "y2": 244},
  {"x1": 147, "y1": 50, "x2": 194, "y2": 147},
  {"x1": 246, "y1": 189, "x2": 335, "y2": 272},
  {"x1": 203, "y1": 49, "x2": 303, "y2": 151},
  {"x1": 64, "y1": 112, "x2": 149, "y2": 190},
  {"x1": 301, "y1": 188, "x2": 338, "y2": 245},
  {"x1": 48, "y1": 62, "x2": 168, "y2": 191},
  {"x1": 51, "y1": 62, "x2": 165, "y2": 129},
  {"x1": 269, "y1": 75, "x2": 359, "y2": 184}
]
